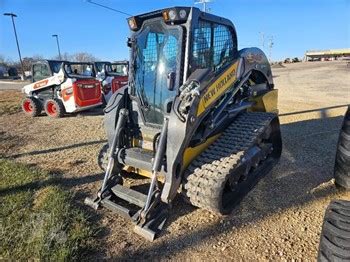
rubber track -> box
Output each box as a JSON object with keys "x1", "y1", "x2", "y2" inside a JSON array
[
  {"x1": 318, "y1": 200, "x2": 350, "y2": 261},
  {"x1": 183, "y1": 112, "x2": 276, "y2": 214}
]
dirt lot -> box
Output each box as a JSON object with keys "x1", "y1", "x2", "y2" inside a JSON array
[{"x1": 1, "y1": 61, "x2": 350, "y2": 260}]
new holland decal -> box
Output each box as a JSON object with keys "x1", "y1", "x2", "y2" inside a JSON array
[{"x1": 197, "y1": 61, "x2": 239, "y2": 116}]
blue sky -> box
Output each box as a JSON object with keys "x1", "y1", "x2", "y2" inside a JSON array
[{"x1": 1, "y1": 0, "x2": 349, "y2": 62}]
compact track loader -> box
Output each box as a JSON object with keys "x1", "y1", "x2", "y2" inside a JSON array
[
  {"x1": 94, "y1": 61, "x2": 128, "y2": 104},
  {"x1": 22, "y1": 60, "x2": 102, "y2": 118},
  {"x1": 85, "y1": 7, "x2": 282, "y2": 240}
]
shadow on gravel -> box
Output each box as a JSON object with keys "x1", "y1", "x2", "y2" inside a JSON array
[
  {"x1": 0, "y1": 171, "x2": 102, "y2": 197},
  {"x1": 114, "y1": 114, "x2": 344, "y2": 260},
  {"x1": 279, "y1": 104, "x2": 348, "y2": 117},
  {"x1": 0, "y1": 131, "x2": 27, "y2": 157},
  {"x1": 7, "y1": 139, "x2": 107, "y2": 159},
  {"x1": 63, "y1": 107, "x2": 105, "y2": 117}
]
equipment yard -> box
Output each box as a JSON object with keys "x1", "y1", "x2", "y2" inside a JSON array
[{"x1": 1, "y1": 61, "x2": 349, "y2": 260}]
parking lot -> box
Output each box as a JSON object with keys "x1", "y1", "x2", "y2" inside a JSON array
[
  {"x1": 0, "y1": 61, "x2": 349, "y2": 260},
  {"x1": 0, "y1": 80, "x2": 27, "y2": 90}
]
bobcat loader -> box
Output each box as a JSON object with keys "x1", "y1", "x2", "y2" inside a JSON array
[
  {"x1": 94, "y1": 61, "x2": 128, "y2": 105},
  {"x1": 85, "y1": 6, "x2": 282, "y2": 241},
  {"x1": 22, "y1": 60, "x2": 102, "y2": 118}
]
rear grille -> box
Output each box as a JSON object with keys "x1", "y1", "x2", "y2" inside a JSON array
[
  {"x1": 112, "y1": 76, "x2": 128, "y2": 93},
  {"x1": 77, "y1": 84, "x2": 100, "y2": 100},
  {"x1": 73, "y1": 80, "x2": 101, "y2": 107}
]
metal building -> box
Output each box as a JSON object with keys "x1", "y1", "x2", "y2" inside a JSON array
[{"x1": 304, "y1": 48, "x2": 350, "y2": 61}]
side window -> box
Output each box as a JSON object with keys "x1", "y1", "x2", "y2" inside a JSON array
[
  {"x1": 213, "y1": 24, "x2": 234, "y2": 69},
  {"x1": 192, "y1": 20, "x2": 212, "y2": 70},
  {"x1": 33, "y1": 64, "x2": 50, "y2": 82},
  {"x1": 191, "y1": 20, "x2": 236, "y2": 73}
]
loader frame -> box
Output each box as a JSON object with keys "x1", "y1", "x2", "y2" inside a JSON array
[{"x1": 86, "y1": 6, "x2": 281, "y2": 240}]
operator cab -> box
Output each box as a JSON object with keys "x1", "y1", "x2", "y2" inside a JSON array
[
  {"x1": 127, "y1": 7, "x2": 238, "y2": 128},
  {"x1": 124, "y1": 7, "x2": 238, "y2": 149},
  {"x1": 31, "y1": 60, "x2": 66, "y2": 82}
]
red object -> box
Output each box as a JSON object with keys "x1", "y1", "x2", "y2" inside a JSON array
[
  {"x1": 46, "y1": 100, "x2": 58, "y2": 117},
  {"x1": 112, "y1": 76, "x2": 128, "y2": 93},
  {"x1": 72, "y1": 79, "x2": 102, "y2": 107},
  {"x1": 22, "y1": 99, "x2": 33, "y2": 113}
]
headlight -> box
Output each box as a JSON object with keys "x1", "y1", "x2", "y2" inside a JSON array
[
  {"x1": 168, "y1": 10, "x2": 177, "y2": 20},
  {"x1": 179, "y1": 9, "x2": 187, "y2": 19},
  {"x1": 162, "y1": 8, "x2": 189, "y2": 23},
  {"x1": 128, "y1": 17, "x2": 138, "y2": 30}
]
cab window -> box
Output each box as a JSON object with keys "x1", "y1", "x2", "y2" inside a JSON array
[
  {"x1": 191, "y1": 20, "x2": 212, "y2": 70},
  {"x1": 33, "y1": 64, "x2": 51, "y2": 82},
  {"x1": 213, "y1": 24, "x2": 235, "y2": 69},
  {"x1": 191, "y1": 20, "x2": 236, "y2": 73}
]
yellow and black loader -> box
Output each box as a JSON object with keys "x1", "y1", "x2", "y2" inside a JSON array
[{"x1": 85, "y1": 6, "x2": 282, "y2": 241}]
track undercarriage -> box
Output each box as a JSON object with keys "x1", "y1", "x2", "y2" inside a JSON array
[{"x1": 86, "y1": 111, "x2": 281, "y2": 240}]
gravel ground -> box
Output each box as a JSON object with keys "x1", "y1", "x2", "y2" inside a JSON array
[{"x1": 0, "y1": 61, "x2": 349, "y2": 260}]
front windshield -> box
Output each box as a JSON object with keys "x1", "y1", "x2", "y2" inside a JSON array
[
  {"x1": 134, "y1": 21, "x2": 181, "y2": 125},
  {"x1": 64, "y1": 63, "x2": 95, "y2": 77},
  {"x1": 105, "y1": 63, "x2": 128, "y2": 76},
  {"x1": 109, "y1": 63, "x2": 128, "y2": 76}
]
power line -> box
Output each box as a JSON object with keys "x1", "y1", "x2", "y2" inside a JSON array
[{"x1": 86, "y1": 0, "x2": 132, "y2": 16}]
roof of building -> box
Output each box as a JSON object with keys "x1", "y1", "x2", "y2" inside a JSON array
[{"x1": 305, "y1": 48, "x2": 350, "y2": 56}]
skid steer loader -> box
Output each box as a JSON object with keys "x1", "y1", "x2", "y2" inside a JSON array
[
  {"x1": 85, "y1": 6, "x2": 282, "y2": 241},
  {"x1": 94, "y1": 61, "x2": 128, "y2": 104},
  {"x1": 22, "y1": 60, "x2": 102, "y2": 118}
]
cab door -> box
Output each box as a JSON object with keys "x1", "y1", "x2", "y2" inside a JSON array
[{"x1": 32, "y1": 63, "x2": 52, "y2": 83}]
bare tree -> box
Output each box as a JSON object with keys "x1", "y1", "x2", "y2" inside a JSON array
[
  {"x1": 71, "y1": 52, "x2": 98, "y2": 62},
  {"x1": 0, "y1": 55, "x2": 5, "y2": 65},
  {"x1": 52, "y1": 52, "x2": 99, "y2": 62},
  {"x1": 0, "y1": 54, "x2": 12, "y2": 67},
  {"x1": 52, "y1": 52, "x2": 71, "y2": 61},
  {"x1": 21, "y1": 55, "x2": 44, "y2": 71}
]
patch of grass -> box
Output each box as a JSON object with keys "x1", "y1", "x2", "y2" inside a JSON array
[
  {"x1": 0, "y1": 159, "x2": 96, "y2": 260},
  {"x1": 0, "y1": 102, "x2": 21, "y2": 116},
  {"x1": 0, "y1": 91, "x2": 22, "y2": 116}
]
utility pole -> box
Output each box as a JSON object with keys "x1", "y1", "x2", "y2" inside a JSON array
[
  {"x1": 4, "y1": 13, "x2": 25, "y2": 80},
  {"x1": 52, "y1": 34, "x2": 62, "y2": 60},
  {"x1": 268, "y1": 36, "x2": 274, "y2": 62},
  {"x1": 259, "y1": 31, "x2": 265, "y2": 51},
  {"x1": 194, "y1": 0, "x2": 212, "y2": 12}
]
